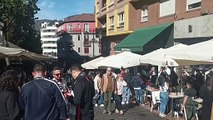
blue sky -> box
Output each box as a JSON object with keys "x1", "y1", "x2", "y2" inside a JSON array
[{"x1": 36, "y1": 0, "x2": 95, "y2": 20}]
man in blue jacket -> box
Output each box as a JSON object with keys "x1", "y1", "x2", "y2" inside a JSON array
[{"x1": 19, "y1": 64, "x2": 67, "y2": 120}]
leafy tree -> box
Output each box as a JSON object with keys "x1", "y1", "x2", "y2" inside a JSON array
[{"x1": 0, "y1": 0, "x2": 41, "y2": 53}]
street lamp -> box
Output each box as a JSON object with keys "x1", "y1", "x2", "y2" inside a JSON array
[
  {"x1": 85, "y1": 31, "x2": 89, "y2": 40},
  {"x1": 92, "y1": 30, "x2": 95, "y2": 59},
  {"x1": 98, "y1": 30, "x2": 102, "y2": 55}
]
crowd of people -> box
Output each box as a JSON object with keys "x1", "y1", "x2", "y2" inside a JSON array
[
  {"x1": 0, "y1": 64, "x2": 95, "y2": 120},
  {"x1": 92, "y1": 65, "x2": 213, "y2": 120},
  {"x1": 0, "y1": 63, "x2": 212, "y2": 120}
]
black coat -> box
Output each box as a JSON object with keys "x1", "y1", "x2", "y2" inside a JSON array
[
  {"x1": 0, "y1": 91, "x2": 21, "y2": 120},
  {"x1": 73, "y1": 72, "x2": 95, "y2": 116},
  {"x1": 124, "y1": 73, "x2": 132, "y2": 87},
  {"x1": 199, "y1": 85, "x2": 213, "y2": 120}
]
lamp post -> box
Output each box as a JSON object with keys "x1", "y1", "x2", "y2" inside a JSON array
[
  {"x1": 98, "y1": 30, "x2": 102, "y2": 55},
  {"x1": 92, "y1": 30, "x2": 95, "y2": 59}
]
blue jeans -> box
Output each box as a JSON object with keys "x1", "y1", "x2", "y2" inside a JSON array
[
  {"x1": 95, "y1": 90, "x2": 104, "y2": 105},
  {"x1": 160, "y1": 92, "x2": 169, "y2": 114},
  {"x1": 122, "y1": 86, "x2": 131, "y2": 102},
  {"x1": 115, "y1": 95, "x2": 122, "y2": 110},
  {"x1": 98, "y1": 94, "x2": 104, "y2": 105},
  {"x1": 134, "y1": 88, "x2": 143, "y2": 104}
]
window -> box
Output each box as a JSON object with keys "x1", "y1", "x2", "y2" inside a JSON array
[
  {"x1": 159, "y1": 0, "x2": 176, "y2": 17},
  {"x1": 187, "y1": 0, "x2": 201, "y2": 10},
  {"x1": 68, "y1": 24, "x2": 73, "y2": 32},
  {"x1": 43, "y1": 41, "x2": 57, "y2": 44},
  {"x1": 102, "y1": 0, "x2": 106, "y2": 8},
  {"x1": 43, "y1": 47, "x2": 57, "y2": 49},
  {"x1": 84, "y1": 47, "x2": 89, "y2": 54},
  {"x1": 78, "y1": 47, "x2": 80, "y2": 52},
  {"x1": 78, "y1": 24, "x2": 81, "y2": 28},
  {"x1": 141, "y1": 5, "x2": 148, "y2": 22},
  {"x1": 84, "y1": 23, "x2": 89, "y2": 32},
  {"x1": 42, "y1": 29, "x2": 56, "y2": 32},
  {"x1": 78, "y1": 35, "x2": 80, "y2": 41},
  {"x1": 118, "y1": 12, "x2": 124, "y2": 27},
  {"x1": 42, "y1": 35, "x2": 56, "y2": 38},
  {"x1": 109, "y1": 16, "x2": 114, "y2": 30}
]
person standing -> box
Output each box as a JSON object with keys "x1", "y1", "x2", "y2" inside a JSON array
[
  {"x1": 199, "y1": 71, "x2": 213, "y2": 120},
  {"x1": 122, "y1": 69, "x2": 131, "y2": 104},
  {"x1": 94, "y1": 71, "x2": 104, "y2": 107},
  {"x1": 115, "y1": 74, "x2": 127, "y2": 115},
  {"x1": 150, "y1": 67, "x2": 157, "y2": 85},
  {"x1": 0, "y1": 70, "x2": 25, "y2": 120},
  {"x1": 101, "y1": 67, "x2": 116, "y2": 115},
  {"x1": 158, "y1": 72, "x2": 169, "y2": 118},
  {"x1": 19, "y1": 64, "x2": 67, "y2": 120},
  {"x1": 52, "y1": 67, "x2": 67, "y2": 92},
  {"x1": 131, "y1": 73, "x2": 144, "y2": 106},
  {"x1": 52, "y1": 67, "x2": 76, "y2": 120},
  {"x1": 69, "y1": 64, "x2": 95, "y2": 120}
]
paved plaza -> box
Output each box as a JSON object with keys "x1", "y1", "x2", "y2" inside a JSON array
[{"x1": 94, "y1": 103, "x2": 166, "y2": 120}]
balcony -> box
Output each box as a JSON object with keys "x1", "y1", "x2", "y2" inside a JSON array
[{"x1": 66, "y1": 28, "x2": 82, "y2": 33}]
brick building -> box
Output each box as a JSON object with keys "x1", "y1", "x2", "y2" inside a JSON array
[
  {"x1": 95, "y1": 0, "x2": 213, "y2": 55},
  {"x1": 58, "y1": 13, "x2": 101, "y2": 58}
]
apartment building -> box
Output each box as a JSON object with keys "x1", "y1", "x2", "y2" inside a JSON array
[
  {"x1": 95, "y1": 0, "x2": 213, "y2": 55},
  {"x1": 57, "y1": 13, "x2": 101, "y2": 58},
  {"x1": 40, "y1": 21, "x2": 59, "y2": 58}
]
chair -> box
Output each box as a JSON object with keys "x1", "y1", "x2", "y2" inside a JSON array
[
  {"x1": 183, "y1": 97, "x2": 199, "y2": 120},
  {"x1": 150, "y1": 91, "x2": 160, "y2": 112}
]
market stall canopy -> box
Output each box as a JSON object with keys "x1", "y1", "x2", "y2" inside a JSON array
[
  {"x1": 166, "y1": 39, "x2": 213, "y2": 65},
  {"x1": 139, "y1": 44, "x2": 188, "y2": 66},
  {"x1": 0, "y1": 46, "x2": 25, "y2": 58},
  {"x1": 0, "y1": 46, "x2": 51, "y2": 61},
  {"x1": 140, "y1": 48, "x2": 178, "y2": 66},
  {"x1": 81, "y1": 57, "x2": 105, "y2": 69},
  {"x1": 96, "y1": 51, "x2": 143, "y2": 69},
  {"x1": 114, "y1": 23, "x2": 173, "y2": 52}
]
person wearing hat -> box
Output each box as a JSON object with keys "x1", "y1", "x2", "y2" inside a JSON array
[{"x1": 181, "y1": 77, "x2": 197, "y2": 120}]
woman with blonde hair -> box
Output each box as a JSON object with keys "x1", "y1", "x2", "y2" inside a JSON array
[
  {"x1": 114, "y1": 74, "x2": 127, "y2": 115},
  {"x1": 199, "y1": 71, "x2": 213, "y2": 120}
]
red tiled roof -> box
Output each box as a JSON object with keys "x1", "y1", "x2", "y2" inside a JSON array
[{"x1": 64, "y1": 13, "x2": 95, "y2": 22}]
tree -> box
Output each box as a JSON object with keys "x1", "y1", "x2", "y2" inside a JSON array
[{"x1": 0, "y1": 0, "x2": 41, "y2": 53}]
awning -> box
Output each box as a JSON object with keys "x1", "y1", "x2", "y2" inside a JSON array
[{"x1": 114, "y1": 23, "x2": 173, "y2": 52}]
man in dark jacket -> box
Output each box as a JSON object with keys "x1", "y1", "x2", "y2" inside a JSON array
[
  {"x1": 19, "y1": 64, "x2": 67, "y2": 120},
  {"x1": 69, "y1": 64, "x2": 95, "y2": 120}
]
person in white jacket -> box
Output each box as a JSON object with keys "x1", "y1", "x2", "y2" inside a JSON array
[
  {"x1": 93, "y1": 71, "x2": 104, "y2": 107},
  {"x1": 114, "y1": 74, "x2": 127, "y2": 115}
]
